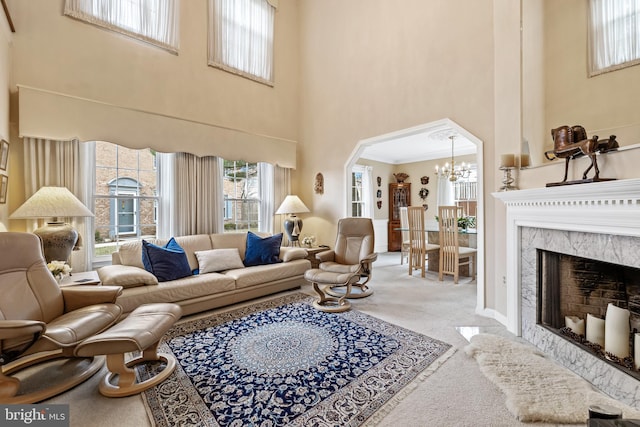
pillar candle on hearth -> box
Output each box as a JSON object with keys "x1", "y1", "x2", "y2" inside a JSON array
[
  {"x1": 635, "y1": 334, "x2": 640, "y2": 370},
  {"x1": 586, "y1": 313, "x2": 605, "y2": 347},
  {"x1": 565, "y1": 316, "x2": 585, "y2": 335},
  {"x1": 605, "y1": 303, "x2": 630, "y2": 359}
]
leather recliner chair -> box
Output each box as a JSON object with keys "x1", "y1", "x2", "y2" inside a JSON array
[
  {"x1": 304, "y1": 218, "x2": 377, "y2": 312},
  {"x1": 0, "y1": 232, "x2": 123, "y2": 404}
]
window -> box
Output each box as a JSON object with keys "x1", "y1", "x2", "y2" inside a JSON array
[
  {"x1": 223, "y1": 160, "x2": 261, "y2": 232},
  {"x1": 351, "y1": 170, "x2": 364, "y2": 217},
  {"x1": 588, "y1": 0, "x2": 640, "y2": 75},
  {"x1": 208, "y1": 0, "x2": 275, "y2": 85},
  {"x1": 64, "y1": 0, "x2": 180, "y2": 53},
  {"x1": 350, "y1": 164, "x2": 373, "y2": 218},
  {"x1": 93, "y1": 142, "x2": 159, "y2": 262}
]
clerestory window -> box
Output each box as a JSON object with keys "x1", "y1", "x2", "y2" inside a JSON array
[
  {"x1": 208, "y1": 0, "x2": 276, "y2": 85},
  {"x1": 588, "y1": 0, "x2": 640, "y2": 75},
  {"x1": 64, "y1": 0, "x2": 180, "y2": 54}
]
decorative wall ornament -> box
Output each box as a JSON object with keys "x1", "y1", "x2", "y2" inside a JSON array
[
  {"x1": 418, "y1": 188, "x2": 429, "y2": 200},
  {"x1": 314, "y1": 173, "x2": 324, "y2": 194},
  {"x1": 377, "y1": 200, "x2": 382, "y2": 209},
  {"x1": 377, "y1": 176, "x2": 381, "y2": 187},
  {"x1": 393, "y1": 172, "x2": 409, "y2": 183},
  {"x1": 420, "y1": 176, "x2": 429, "y2": 185},
  {"x1": 376, "y1": 190, "x2": 382, "y2": 198}
]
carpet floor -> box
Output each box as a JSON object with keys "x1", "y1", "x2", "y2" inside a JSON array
[{"x1": 141, "y1": 293, "x2": 454, "y2": 427}]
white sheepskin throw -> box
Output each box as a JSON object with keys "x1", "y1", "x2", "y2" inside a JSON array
[{"x1": 465, "y1": 333, "x2": 640, "y2": 423}]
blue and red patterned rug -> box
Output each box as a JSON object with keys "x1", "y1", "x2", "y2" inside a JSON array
[{"x1": 142, "y1": 293, "x2": 454, "y2": 427}]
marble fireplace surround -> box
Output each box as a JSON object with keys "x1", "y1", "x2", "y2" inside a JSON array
[{"x1": 494, "y1": 178, "x2": 640, "y2": 407}]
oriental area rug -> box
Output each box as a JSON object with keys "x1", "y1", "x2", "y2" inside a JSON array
[{"x1": 141, "y1": 293, "x2": 454, "y2": 427}]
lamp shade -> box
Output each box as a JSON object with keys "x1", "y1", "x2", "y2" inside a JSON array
[
  {"x1": 10, "y1": 186, "x2": 94, "y2": 264},
  {"x1": 275, "y1": 195, "x2": 309, "y2": 246},
  {"x1": 275, "y1": 195, "x2": 310, "y2": 215},
  {"x1": 10, "y1": 186, "x2": 94, "y2": 220}
]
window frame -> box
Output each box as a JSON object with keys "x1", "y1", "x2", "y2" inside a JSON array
[
  {"x1": 93, "y1": 142, "x2": 159, "y2": 264},
  {"x1": 588, "y1": 0, "x2": 640, "y2": 76},
  {"x1": 64, "y1": 0, "x2": 180, "y2": 54},
  {"x1": 208, "y1": 0, "x2": 276, "y2": 85},
  {"x1": 222, "y1": 160, "x2": 262, "y2": 232}
]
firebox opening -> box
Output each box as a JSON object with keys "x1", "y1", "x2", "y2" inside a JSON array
[{"x1": 537, "y1": 249, "x2": 640, "y2": 378}]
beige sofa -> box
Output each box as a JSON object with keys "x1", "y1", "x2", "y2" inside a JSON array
[{"x1": 97, "y1": 233, "x2": 311, "y2": 316}]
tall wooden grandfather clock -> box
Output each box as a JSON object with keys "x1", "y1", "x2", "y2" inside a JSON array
[{"x1": 387, "y1": 183, "x2": 410, "y2": 251}]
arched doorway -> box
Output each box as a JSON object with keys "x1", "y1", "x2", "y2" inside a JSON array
[{"x1": 344, "y1": 118, "x2": 485, "y2": 313}]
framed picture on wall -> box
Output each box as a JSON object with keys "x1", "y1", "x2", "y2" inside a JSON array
[
  {"x1": 0, "y1": 175, "x2": 7, "y2": 204},
  {"x1": 0, "y1": 140, "x2": 7, "y2": 171}
]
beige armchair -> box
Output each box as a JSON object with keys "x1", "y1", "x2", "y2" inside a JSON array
[
  {"x1": 0, "y1": 232, "x2": 123, "y2": 404},
  {"x1": 304, "y1": 218, "x2": 377, "y2": 311}
]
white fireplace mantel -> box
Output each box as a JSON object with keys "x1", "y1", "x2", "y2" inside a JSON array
[{"x1": 493, "y1": 178, "x2": 640, "y2": 334}]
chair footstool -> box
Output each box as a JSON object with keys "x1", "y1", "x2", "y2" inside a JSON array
[
  {"x1": 75, "y1": 303, "x2": 182, "y2": 397},
  {"x1": 304, "y1": 269, "x2": 354, "y2": 312}
]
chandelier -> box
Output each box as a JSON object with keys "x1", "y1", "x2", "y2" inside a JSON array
[{"x1": 435, "y1": 136, "x2": 471, "y2": 182}]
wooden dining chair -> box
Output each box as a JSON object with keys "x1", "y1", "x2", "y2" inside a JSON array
[
  {"x1": 407, "y1": 206, "x2": 439, "y2": 277},
  {"x1": 438, "y1": 205, "x2": 477, "y2": 284},
  {"x1": 399, "y1": 207, "x2": 410, "y2": 265}
]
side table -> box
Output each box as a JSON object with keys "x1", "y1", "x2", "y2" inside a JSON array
[
  {"x1": 59, "y1": 270, "x2": 101, "y2": 287},
  {"x1": 305, "y1": 246, "x2": 330, "y2": 269}
]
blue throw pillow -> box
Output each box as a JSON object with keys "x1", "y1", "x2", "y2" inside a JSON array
[
  {"x1": 244, "y1": 232, "x2": 283, "y2": 267},
  {"x1": 141, "y1": 237, "x2": 193, "y2": 282}
]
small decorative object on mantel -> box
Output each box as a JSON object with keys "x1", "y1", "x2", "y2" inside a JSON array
[
  {"x1": 544, "y1": 125, "x2": 618, "y2": 187},
  {"x1": 498, "y1": 154, "x2": 518, "y2": 191},
  {"x1": 393, "y1": 172, "x2": 409, "y2": 183},
  {"x1": 314, "y1": 173, "x2": 324, "y2": 194},
  {"x1": 420, "y1": 176, "x2": 429, "y2": 185}
]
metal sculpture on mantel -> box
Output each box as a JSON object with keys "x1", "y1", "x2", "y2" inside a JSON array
[{"x1": 544, "y1": 125, "x2": 619, "y2": 187}]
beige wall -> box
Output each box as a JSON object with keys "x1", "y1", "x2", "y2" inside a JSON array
[
  {"x1": 0, "y1": 9, "x2": 11, "y2": 232},
  {"x1": 297, "y1": 0, "x2": 496, "y2": 244}
]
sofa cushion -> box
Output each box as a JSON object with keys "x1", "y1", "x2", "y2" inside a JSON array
[
  {"x1": 115, "y1": 272, "x2": 236, "y2": 314},
  {"x1": 225, "y1": 259, "x2": 311, "y2": 289},
  {"x1": 279, "y1": 247, "x2": 308, "y2": 262},
  {"x1": 97, "y1": 265, "x2": 158, "y2": 288},
  {"x1": 195, "y1": 248, "x2": 245, "y2": 273},
  {"x1": 244, "y1": 232, "x2": 283, "y2": 267},
  {"x1": 142, "y1": 238, "x2": 193, "y2": 282}
]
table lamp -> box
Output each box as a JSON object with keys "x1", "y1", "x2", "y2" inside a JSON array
[
  {"x1": 275, "y1": 195, "x2": 310, "y2": 246},
  {"x1": 10, "y1": 186, "x2": 94, "y2": 263}
]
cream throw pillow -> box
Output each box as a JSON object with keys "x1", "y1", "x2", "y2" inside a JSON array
[
  {"x1": 195, "y1": 248, "x2": 245, "y2": 273},
  {"x1": 98, "y1": 264, "x2": 158, "y2": 288}
]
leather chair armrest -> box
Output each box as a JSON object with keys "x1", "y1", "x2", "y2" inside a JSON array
[
  {"x1": 361, "y1": 252, "x2": 378, "y2": 264},
  {"x1": 0, "y1": 320, "x2": 46, "y2": 341},
  {"x1": 316, "y1": 250, "x2": 335, "y2": 262},
  {"x1": 61, "y1": 285, "x2": 123, "y2": 312}
]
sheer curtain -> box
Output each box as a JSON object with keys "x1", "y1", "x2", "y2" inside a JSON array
[
  {"x1": 173, "y1": 153, "x2": 223, "y2": 236},
  {"x1": 362, "y1": 165, "x2": 374, "y2": 218},
  {"x1": 64, "y1": 0, "x2": 180, "y2": 53},
  {"x1": 272, "y1": 166, "x2": 291, "y2": 240},
  {"x1": 436, "y1": 175, "x2": 454, "y2": 209},
  {"x1": 208, "y1": 0, "x2": 275, "y2": 84},
  {"x1": 588, "y1": 0, "x2": 640, "y2": 75},
  {"x1": 22, "y1": 137, "x2": 92, "y2": 271},
  {"x1": 156, "y1": 152, "x2": 176, "y2": 238},
  {"x1": 258, "y1": 163, "x2": 274, "y2": 233}
]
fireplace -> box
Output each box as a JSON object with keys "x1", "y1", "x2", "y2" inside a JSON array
[
  {"x1": 538, "y1": 250, "x2": 640, "y2": 380},
  {"x1": 494, "y1": 178, "x2": 640, "y2": 408}
]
